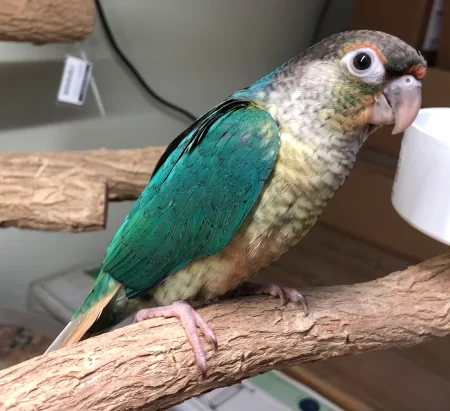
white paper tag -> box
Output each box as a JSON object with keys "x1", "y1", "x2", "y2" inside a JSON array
[{"x1": 57, "y1": 56, "x2": 92, "y2": 106}]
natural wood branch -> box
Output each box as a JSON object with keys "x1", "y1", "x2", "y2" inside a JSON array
[
  {"x1": 0, "y1": 0, "x2": 95, "y2": 43},
  {"x1": 0, "y1": 146, "x2": 390, "y2": 233},
  {"x1": 1, "y1": 254, "x2": 450, "y2": 411},
  {"x1": 0, "y1": 177, "x2": 107, "y2": 231},
  {"x1": 0, "y1": 147, "x2": 166, "y2": 231}
]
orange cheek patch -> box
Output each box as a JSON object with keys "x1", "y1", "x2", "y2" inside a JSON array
[
  {"x1": 406, "y1": 65, "x2": 426, "y2": 80},
  {"x1": 345, "y1": 107, "x2": 372, "y2": 132},
  {"x1": 335, "y1": 95, "x2": 377, "y2": 133},
  {"x1": 340, "y1": 41, "x2": 386, "y2": 64}
]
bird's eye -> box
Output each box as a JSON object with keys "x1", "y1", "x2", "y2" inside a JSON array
[
  {"x1": 341, "y1": 47, "x2": 385, "y2": 84},
  {"x1": 352, "y1": 52, "x2": 372, "y2": 71}
]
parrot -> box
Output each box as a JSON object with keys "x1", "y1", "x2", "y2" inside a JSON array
[{"x1": 45, "y1": 30, "x2": 426, "y2": 374}]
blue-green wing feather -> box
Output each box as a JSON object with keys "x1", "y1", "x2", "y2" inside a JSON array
[{"x1": 102, "y1": 99, "x2": 280, "y2": 297}]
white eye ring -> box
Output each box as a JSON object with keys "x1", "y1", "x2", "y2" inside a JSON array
[{"x1": 341, "y1": 47, "x2": 385, "y2": 84}]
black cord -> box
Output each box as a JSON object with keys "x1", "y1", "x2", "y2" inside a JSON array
[
  {"x1": 310, "y1": 0, "x2": 333, "y2": 46},
  {"x1": 93, "y1": 0, "x2": 198, "y2": 123}
]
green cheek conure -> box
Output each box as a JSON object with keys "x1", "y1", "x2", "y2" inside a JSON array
[{"x1": 46, "y1": 30, "x2": 426, "y2": 374}]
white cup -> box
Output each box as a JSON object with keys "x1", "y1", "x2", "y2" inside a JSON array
[{"x1": 392, "y1": 107, "x2": 450, "y2": 246}]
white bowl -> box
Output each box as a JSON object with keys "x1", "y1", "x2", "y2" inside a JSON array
[{"x1": 392, "y1": 107, "x2": 450, "y2": 246}]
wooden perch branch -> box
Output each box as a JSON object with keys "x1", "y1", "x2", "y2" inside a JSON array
[
  {"x1": 1, "y1": 254, "x2": 450, "y2": 411},
  {"x1": 0, "y1": 0, "x2": 95, "y2": 43},
  {"x1": 0, "y1": 147, "x2": 166, "y2": 231}
]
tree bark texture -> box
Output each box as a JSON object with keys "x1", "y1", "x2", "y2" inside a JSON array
[
  {"x1": 0, "y1": 254, "x2": 449, "y2": 411},
  {"x1": 0, "y1": 146, "x2": 398, "y2": 233},
  {"x1": 0, "y1": 147, "x2": 166, "y2": 231},
  {"x1": 0, "y1": 0, "x2": 96, "y2": 43}
]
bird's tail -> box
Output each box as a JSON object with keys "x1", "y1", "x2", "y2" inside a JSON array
[{"x1": 45, "y1": 270, "x2": 121, "y2": 354}]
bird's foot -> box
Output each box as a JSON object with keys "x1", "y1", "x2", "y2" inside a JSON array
[
  {"x1": 227, "y1": 281, "x2": 308, "y2": 315},
  {"x1": 132, "y1": 301, "x2": 217, "y2": 376}
]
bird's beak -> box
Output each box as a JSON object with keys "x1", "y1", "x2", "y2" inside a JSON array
[{"x1": 368, "y1": 75, "x2": 422, "y2": 134}]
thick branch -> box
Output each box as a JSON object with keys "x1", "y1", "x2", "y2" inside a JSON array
[
  {"x1": 1, "y1": 254, "x2": 450, "y2": 411},
  {"x1": 0, "y1": 0, "x2": 95, "y2": 43},
  {"x1": 0, "y1": 177, "x2": 107, "y2": 231},
  {"x1": 0, "y1": 147, "x2": 166, "y2": 231},
  {"x1": 0, "y1": 146, "x2": 398, "y2": 233}
]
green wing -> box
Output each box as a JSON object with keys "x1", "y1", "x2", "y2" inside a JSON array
[{"x1": 102, "y1": 98, "x2": 280, "y2": 297}]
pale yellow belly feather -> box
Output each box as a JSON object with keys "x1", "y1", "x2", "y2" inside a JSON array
[{"x1": 153, "y1": 130, "x2": 347, "y2": 306}]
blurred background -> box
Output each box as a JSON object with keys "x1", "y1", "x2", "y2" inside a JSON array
[{"x1": 1, "y1": 1, "x2": 450, "y2": 410}]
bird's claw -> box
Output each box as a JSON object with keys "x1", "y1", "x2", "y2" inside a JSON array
[
  {"x1": 263, "y1": 284, "x2": 308, "y2": 315},
  {"x1": 226, "y1": 281, "x2": 308, "y2": 315},
  {"x1": 132, "y1": 301, "x2": 217, "y2": 376}
]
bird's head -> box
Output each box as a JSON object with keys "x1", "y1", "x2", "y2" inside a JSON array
[
  {"x1": 297, "y1": 30, "x2": 426, "y2": 136},
  {"x1": 248, "y1": 30, "x2": 427, "y2": 139}
]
